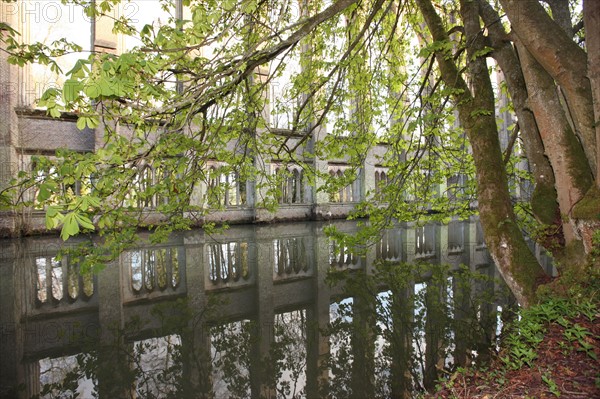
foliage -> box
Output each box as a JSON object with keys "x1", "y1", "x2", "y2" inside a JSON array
[{"x1": 0, "y1": 0, "x2": 480, "y2": 266}]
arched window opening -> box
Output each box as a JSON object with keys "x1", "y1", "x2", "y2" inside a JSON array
[
  {"x1": 275, "y1": 165, "x2": 306, "y2": 204},
  {"x1": 208, "y1": 165, "x2": 247, "y2": 207}
]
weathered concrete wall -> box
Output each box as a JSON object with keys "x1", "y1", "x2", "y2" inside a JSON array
[{"x1": 17, "y1": 112, "x2": 95, "y2": 152}]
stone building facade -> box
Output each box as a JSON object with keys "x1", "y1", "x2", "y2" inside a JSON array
[{"x1": 0, "y1": 0, "x2": 397, "y2": 236}]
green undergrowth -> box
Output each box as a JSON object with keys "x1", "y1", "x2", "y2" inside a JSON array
[
  {"x1": 427, "y1": 294, "x2": 599, "y2": 398},
  {"x1": 499, "y1": 297, "x2": 598, "y2": 369}
]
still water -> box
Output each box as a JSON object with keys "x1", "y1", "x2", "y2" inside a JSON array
[{"x1": 0, "y1": 219, "x2": 553, "y2": 398}]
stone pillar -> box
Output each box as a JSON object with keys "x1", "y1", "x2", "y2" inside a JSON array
[
  {"x1": 250, "y1": 236, "x2": 275, "y2": 398},
  {"x1": 350, "y1": 294, "x2": 375, "y2": 399},
  {"x1": 466, "y1": 217, "x2": 479, "y2": 272},
  {"x1": 0, "y1": 240, "x2": 30, "y2": 398},
  {"x1": 306, "y1": 226, "x2": 331, "y2": 397},
  {"x1": 439, "y1": 222, "x2": 448, "y2": 265},
  {"x1": 312, "y1": 125, "x2": 331, "y2": 219},
  {"x1": 404, "y1": 223, "x2": 416, "y2": 263},
  {"x1": 362, "y1": 148, "x2": 377, "y2": 201},
  {"x1": 180, "y1": 231, "x2": 213, "y2": 396},
  {"x1": 0, "y1": 3, "x2": 20, "y2": 235},
  {"x1": 390, "y1": 282, "x2": 414, "y2": 398},
  {"x1": 423, "y1": 257, "x2": 446, "y2": 391},
  {"x1": 452, "y1": 268, "x2": 473, "y2": 368},
  {"x1": 96, "y1": 258, "x2": 133, "y2": 398},
  {"x1": 94, "y1": 8, "x2": 118, "y2": 54},
  {"x1": 253, "y1": 142, "x2": 273, "y2": 222}
]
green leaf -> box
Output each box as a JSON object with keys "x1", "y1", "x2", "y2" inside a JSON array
[
  {"x1": 86, "y1": 116, "x2": 100, "y2": 129},
  {"x1": 76, "y1": 117, "x2": 87, "y2": 130},
  {"x1": 46, "y1": 205, "x2": 60, "y2": 218},
  {"x1": 45, "y1": 206, "x2": 64, "y2": 229},
  {"x1": 63, "y1": 79, "x2": 83, "y2": 102},
  {"x1": 75, "y1": 213, "x2": 95, "y2": 231},
  {"x1": 37, "y1": 183, "x2": 52, "y2": 202},
  {"x1": 61, "y1": 212, "x2": 80, "y2": 240}
]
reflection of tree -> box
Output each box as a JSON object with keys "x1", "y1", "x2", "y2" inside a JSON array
[
  {"x1": 321, "y1": 263, "x2": 507, "y2": 398},
  {"x1": 272, "y1": 310, "x2": 308, "y2": 398},
  {"x1": 36, "y1": 300, "x2": 207, "y2": 398},
  {"x1": 38, "y1": 354, "x2": 95, "y2": 398},
  {"x1": 133, "y1": 334, "x2": 183, "y2": 398},
  {"x1": 322, "y1": 299, "x2": 354, "y2": 398},
  {"x1": 211, "y1": 320, "x2": 253, "y2": 398}
]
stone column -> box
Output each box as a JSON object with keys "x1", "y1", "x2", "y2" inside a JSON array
[
  {"x1": 306, "y1": 226, "x2": 331, "y2": 397},
  {"x1": 350, "y1": 294, "x2": 375, "y2": 399},
  {"x1": 250, "y1": 235, "x2": 275, "y2": 398},
  {"x1": 423, "y1": 245, "x2": 446, "y2": 391},
  {"x1": 0, "y1": 240, "x2": 30, "y2": 398},
  {"x1": 312, "y1": 125, "x2": 332, "y2": 219},
  {"x1": 390, "y1": 283, "x2": 414, "y2": 398},
  {"x1": 96, "y1": 257, "x2": 132, "y2": 398},
  {"x1": 180, "y1": 231, "x2": 213, "y2": 396},
  {"x1": 0, "y1": 2, "x2": 21, "y2": 235}
]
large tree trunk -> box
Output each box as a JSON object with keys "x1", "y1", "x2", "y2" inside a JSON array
[
  {"x1": 516, "y1": 40, "x2": 593, "y2": 246},
  {"x1": 584, "y1": 0, "x2": 600, "y2": 187},
  {"x1": 499, "y1": 0, "x2": 597, "y2": 178},
  {"x1": 478, "y1": 0, "x2": 560, "y2": 230},
  {"x1": 415, "y1": 0, "x2": 546, "y2": 307},
  {"x1": 545, "y1": 0, "x2": 574, "y2": 37}
]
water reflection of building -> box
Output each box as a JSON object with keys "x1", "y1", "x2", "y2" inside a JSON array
[{"x1": 0, "y1": 218, "x2": 554, "y2": 398}]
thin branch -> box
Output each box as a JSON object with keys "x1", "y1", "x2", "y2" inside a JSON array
[{"x1": 502, "y1": 123, "x2": 520, "y2": 164}]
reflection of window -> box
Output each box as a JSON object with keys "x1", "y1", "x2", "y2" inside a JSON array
[
  {"x1": 130, "y1": 248, "x2": 181, "y2": 293},
  {"x1": 211, "y1": 320, "x2": 252, "y2": 398},
  {"x1": 39, "y1": 355, "x2": 95, "y2": 397},
  {"x1": 376, "y1": 229, "x2": 401, "y2": 261},
  {"x1": 36, "y1": 256, "x2": 61, "y2": 303},
  {"x1": 66, "y1": 260, "x2": 94, "y2": 301},
  {"x1": 274, "y1": 309, "x2": 307, "y2": 395},
  {"x1": 35, "y1": 256, "x2": 94, "y2": 304},
  {"x1": 274, "y1": 165, "x2": 305, "y2": 204},
  {"x1": 328, "y1": 167, "x2": 359, "y2": 203},
  {"x1": 134, "y1": 334, "x2": 182, "y2": 397},
  {"x1": 329, "y1": 240, "x2": 359, "y2": 267},
  {"x1": 273, "y1": 237, "x2": 308, "y2": 275},
  {"x1": 415, "y1": 225, "x2": 435, "y2": 257},
  {"x1": 208, "y1": 242, "x2": 249, "y2": 283},
  {"x1": 208, "y1": 166, "x2": 246, "y2": 207},
  {"x1": 447, "y1": 221, "x2": 464, "y2": 252}
]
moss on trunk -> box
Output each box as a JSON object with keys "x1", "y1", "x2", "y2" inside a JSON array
[
  {"x1": 572, "y1": 186, "x2": 600, "y2": 220},
  {"x1": 531, "y1": 183, "x2": 560, "y2": 226}
]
